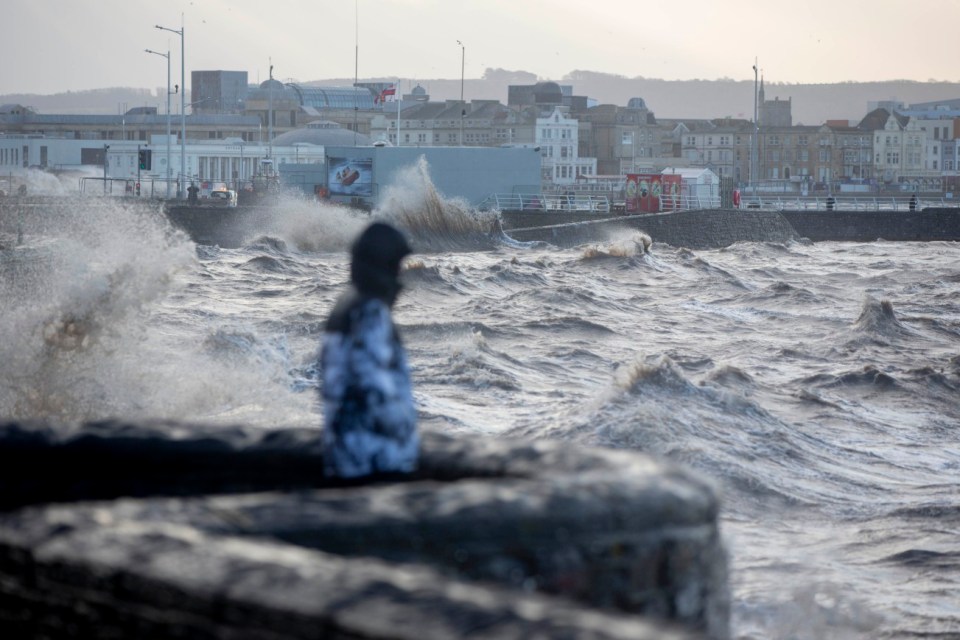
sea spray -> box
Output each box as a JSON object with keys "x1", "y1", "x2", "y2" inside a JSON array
[
  {"x1": 580, "y1": 230, "x2": 652, "y2": 259},
  {"x1": 374, "y1": 156, "x2": 503, "y2": 252},
  {"x1": 0, "y1": 197, "x2": 313, "y2": 425},
  {"x1": 252, "y1": 195, "x2": 368, "y2": 252}
]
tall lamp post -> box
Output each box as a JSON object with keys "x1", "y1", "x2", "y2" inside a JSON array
[
  {"x1": 103, "y1": 144, "x2": 109, "y2": 194},
  {"x1": 751, "y1": 60, "x2": 758, "y2": 191},
  {"x1": 457, "y1": 40, "x2": 465, "y2": 147},
  {"x1": 156, "y1": 18, "x2": 185, "y2": 198},
  {"x1": 145, "y1": 48, "x2": 173, "y2": 199}
]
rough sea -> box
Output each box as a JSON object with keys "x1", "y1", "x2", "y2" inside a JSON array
[{"x1": 2, "y1": 166, "x2": 958, "y2": 639}]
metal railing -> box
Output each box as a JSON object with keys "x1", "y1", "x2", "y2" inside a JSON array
[
  {"x1": 738, "y1": 196, "x2": 959, "y2": 212},
  {"x1": 480, "y1": 193, "x2": 721, "y2": 214},
  {"x1": 79, "y1": 176, "x2": 176, "y2": 198},
  {"x1": 479, "y1": 193, "x2": 612, "y2": 213}
]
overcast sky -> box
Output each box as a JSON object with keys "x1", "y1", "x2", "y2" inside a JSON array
[{"x1": 2, "y1": 0, "x2": 958, "y2": 95}]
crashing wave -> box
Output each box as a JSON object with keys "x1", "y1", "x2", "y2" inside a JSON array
[
  {"x1": 581, "y1": 231, "x2": 652, "y2": 259},
  {"x1": 374, "y1": 156, "x2": 506, "y2": 252}
]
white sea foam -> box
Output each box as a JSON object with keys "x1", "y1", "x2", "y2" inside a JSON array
[{"x1": 0, "y1": 197, "x2": 314, "y2": 425}]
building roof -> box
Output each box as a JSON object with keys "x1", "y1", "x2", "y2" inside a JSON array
[
  {"x1": 271, "y1": 120, "x2": 370, "y2": 146},
  {"x1": 661, "y1": 167, "x2": 718, "y2": 180},
  {"x1": 397, "y1": 100, "x2": 515, "y2": 123},
  {"x1": 289, "y1": 84, "x2": 375, "y2": 110},
  {"x1": 857, "y1": 108, "x2": 910, "y2": 131}
]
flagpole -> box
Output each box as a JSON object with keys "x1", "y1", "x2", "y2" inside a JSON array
[{"x1": 396, "y1": 79, "x2": 401, "y2": 147}]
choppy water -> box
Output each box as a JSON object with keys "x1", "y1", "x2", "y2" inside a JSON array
[{"x1": 2, "y1": 169, "x2": 959, "y2": 638}]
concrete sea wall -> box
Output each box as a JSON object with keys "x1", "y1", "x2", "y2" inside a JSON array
[
  {"x1": 503, "y1": 209, "x2": 799, "y2": 249},
  {"x1": 0, "y1": 421, "x2": 728, "y2": 639},
  {"x1": 502, "y1": 207, "x2": 960, "y2": 248},
  {"x1": 3, "y1": 198, "x2": 959, "y2": 250},
  {"x1": 778, "y1": 207, "x2": 960, "y2": 242}
]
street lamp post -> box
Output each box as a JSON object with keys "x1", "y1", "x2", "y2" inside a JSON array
[
  {"x1": 103, "y1": 144, "x2": 109, "y2": 194},
  {"x1": 156, "y1": 17, "x2": 185, "y2": 198},
  {"x1": 145, "y1": 48, "x2": 173, "y2": 198},
  {"x1": 457, "y1": 40, "x2": 465, "y2": 147},
  {"x1": 751, "y1": 60, "x2": 758, "y2": 191}
]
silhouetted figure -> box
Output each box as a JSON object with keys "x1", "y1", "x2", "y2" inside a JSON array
[
  {"x1": 826, "y1": 195, "x2": 836, "y2": 211},
  {"x1": 909, "y1": 193, "x2": 918, "y2": 212},
  {"x1": 320, "y1": 222, "x2": 417, "y2": 478},
  {"x1": 187, "y1": 183, "x2": 199, "y2": 205}
]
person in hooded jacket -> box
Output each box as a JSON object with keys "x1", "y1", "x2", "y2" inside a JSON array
[{"x1": 319, "y1": 222, "x2": 418, "y2": 478}]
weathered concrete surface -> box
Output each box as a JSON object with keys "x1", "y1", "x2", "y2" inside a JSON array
[
  {"x1": 0, "y1": 516, "x2": 695, "y2": 640},
  {"x1": 778, "y1": 207, "x2": 960, "y2": 242},
  {"x1": 0, "y1": 421, "x2": 728, "y2": 639},
  {"x1": 502, "y1": 206, "x2": 960, "y2": 247},
  {"x1": 504, "y1": 209, "x2": 799, "y2": 249}
]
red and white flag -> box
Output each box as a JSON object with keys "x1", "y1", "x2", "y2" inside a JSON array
[{"x1": 376, "y1": 85, "x2": 397, "y2": 104}]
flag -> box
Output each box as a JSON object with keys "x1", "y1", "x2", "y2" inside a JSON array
[{"x1": 376, "y1": 85, "x2": 396, "y2": 104}]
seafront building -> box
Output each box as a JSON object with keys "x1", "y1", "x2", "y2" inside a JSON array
[{"x1": 2, "y1": 70, "x2": 960, "y2": 196}]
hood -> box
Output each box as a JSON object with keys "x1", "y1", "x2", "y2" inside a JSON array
[{"x1": 349, "y1": 222, "x2": 412, "y2": 305}]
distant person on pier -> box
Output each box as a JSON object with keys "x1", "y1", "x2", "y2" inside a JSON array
[
  {"x1": 187, "y1": 183, "x2": 199, "y2": 205},
  {"x1": 319, "y1": 222, "x2": 418, "y2": 478},
  {"x1": 909, "y1": 193, "x2": 918, "y2": 212}
]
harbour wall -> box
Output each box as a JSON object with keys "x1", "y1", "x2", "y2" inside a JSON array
[
  {"x1": 502, "y1": 207, "x2": 960, "y2": 248},
  {"x1": 777, "y1": 208, "x2": 960, "y2": 242},
  {"x1": 0, "y1": 421, "x2": 727, "y2": 639},
  {"x1": 3, "y1": 198, "x2": 959, "y2": 251},
  {"x1": 503, "y1": 209, "x2": 799, "y2": 249}
]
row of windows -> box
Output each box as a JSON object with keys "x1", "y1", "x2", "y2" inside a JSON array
[
  {"x1": 540, "y1": 128, "x2": 574, "y2": 139},
  {"x1": 0, "y1": 148, "x2": 21, "y2": 165},
  {"x1": 543, "y1": 164, "x2": 595, "y2": 181},
  {"x1": 540, "y1": 145, "x2": 575, "y2": 159},
  {"x1": 684, "y1": 134, "x2": 830, "y2": 147}
]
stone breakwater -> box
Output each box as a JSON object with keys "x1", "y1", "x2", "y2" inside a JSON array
[{"x1": 0, "y1": 421, "x2": 728, "y2": 639}]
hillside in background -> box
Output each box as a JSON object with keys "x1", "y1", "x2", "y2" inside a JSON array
[
  {"x1": 0, "y1": 87, "x2": 189, "y2": 115},
  {"x1": 4, "y1": 70, "x2": 959, "y2": 125}
]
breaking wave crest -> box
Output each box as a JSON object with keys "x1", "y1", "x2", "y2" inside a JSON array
[
  {"x1": 580, "y1": 231, "x2": 652, "y2": 260},
  {"x1": 374, "y1": 156, "x2": 506, "y2": 252},
  {"x1": 853, "y1": 295, "x2": 910, "y2": 337},
  {"x1": 0, "y1": 198, "x2": 313, "y2": 425}
]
